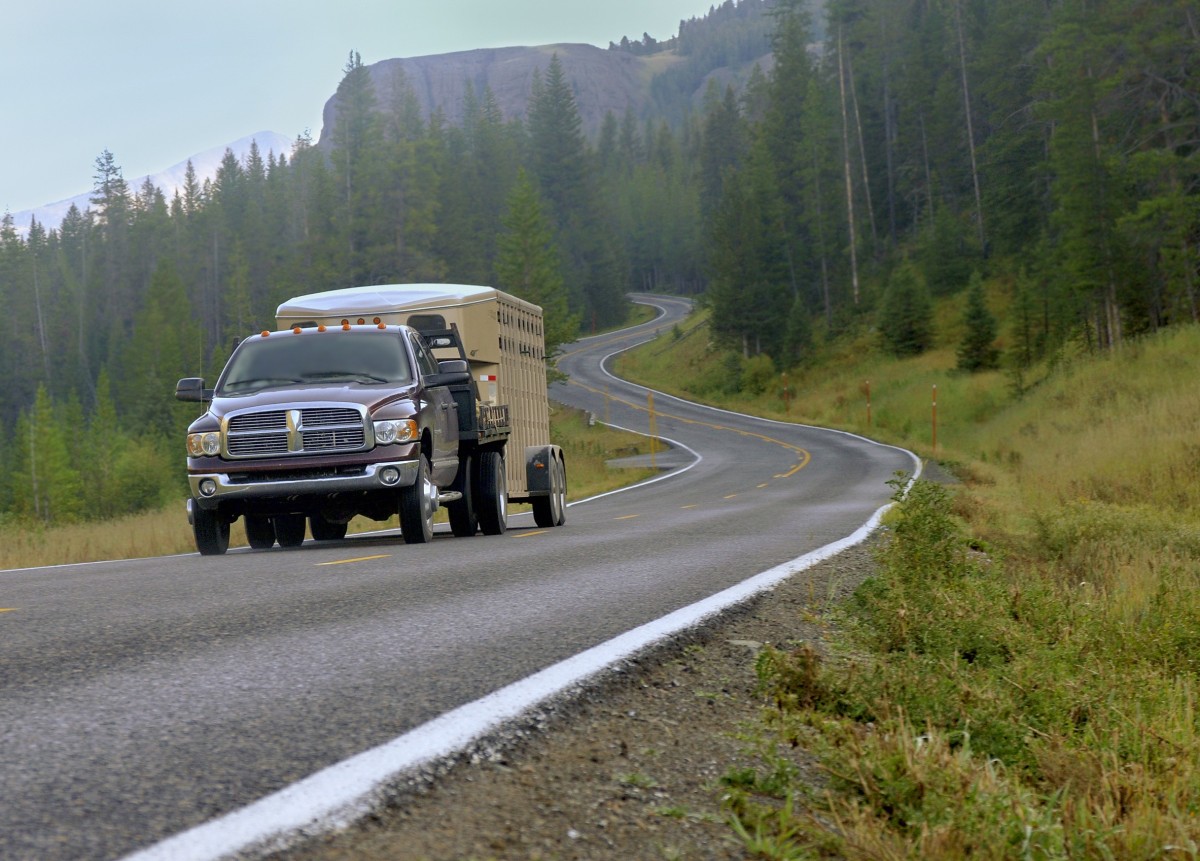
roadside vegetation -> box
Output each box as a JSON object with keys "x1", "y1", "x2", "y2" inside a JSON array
[
  {"x1": 0, "y1": 403, "x2": 655, "y2": 570},
  {"x1": 618, "y1": 300, "x2": 1200, "y2": 858}
]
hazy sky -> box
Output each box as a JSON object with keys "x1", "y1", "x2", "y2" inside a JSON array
[{"x1": 2, "y1": 0, "x2": 713, "y2": 215}]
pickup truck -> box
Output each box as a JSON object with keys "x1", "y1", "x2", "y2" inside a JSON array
[{"x1": 176, "y1": 284, "x2": 566, "y2": 555}]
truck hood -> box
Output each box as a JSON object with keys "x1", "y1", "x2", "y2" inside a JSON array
[{"x1": 209, "y1": 383, "x2": 418, "y2": 417}]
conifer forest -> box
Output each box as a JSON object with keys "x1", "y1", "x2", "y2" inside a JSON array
[{"x1": 0, "y1": 0, "x2": 1196, "y2": 525}]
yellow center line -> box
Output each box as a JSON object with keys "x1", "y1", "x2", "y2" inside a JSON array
[
  {"x1": 565, "y1": 378, "x2": 812, "y2": 476},
  {"x1": 757, "y1": 483, "x2": 769, "y2": 488},
  {"x1": 316, "y1": 554, "x2": 391, "y2": 567},
  {"x1": 680, "y1": 504, "x2": 698, "y2": 509},
  {"x1": 724, "y1": 494, "x2": 738, "y2": 500},
  {"x1": 514, "y1": 530, "x2": 548, "y2": 538},
  {"x1": 0, "y1": 608, "x2": 16, "y2": 613},
  {"x1": 614, "y1": 514, "x2": 641, "y2": 520}
]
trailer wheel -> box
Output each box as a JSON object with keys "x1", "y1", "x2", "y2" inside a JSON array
[
  {"x1": 399, "y1": 454, "x2": 435, "y2": 544},
  {"x1": 193, "y1": 505, "x2": 230, "y2": 556},
  {"x1": 476, "y1": 450, "x2": 507, "y2": 536},
  {"x1": 274, "y1": 514, "x2": 307, "y2": 547},
  {"x1": 244, "y1": 514, "x2": 276, "y2": 549},
  {"x1": 310, "y1": 513, "x2": 348, "y2": 541},
  {"x1": 532, "y1": 455, "x2": 567, "y2": 528},
  {"x1": 447, "y1": 454, "x2": 478, "y2": 537}
]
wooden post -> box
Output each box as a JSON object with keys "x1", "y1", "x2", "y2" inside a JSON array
[{"x1": 932, "y1": 384, "x2": 938, "y2": 454}]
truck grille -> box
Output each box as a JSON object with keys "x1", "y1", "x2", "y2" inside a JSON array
[{"x1": 225, "y1": 406, "x2": 368, "y2": 458}]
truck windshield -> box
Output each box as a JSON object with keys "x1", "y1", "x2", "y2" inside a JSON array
[{"x1": 217, "y1": 332, "x2": 413, "y2": 394}]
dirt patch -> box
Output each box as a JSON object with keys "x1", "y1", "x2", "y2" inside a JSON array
[{"x1": 273, "y1": 538, "x2": 880, "y2": 861}]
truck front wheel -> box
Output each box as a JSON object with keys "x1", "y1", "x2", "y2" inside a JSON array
[
  {"x1": 193, "y1": 505, "x2": 230, "y2": 556},
  {"x1": 399, "y1": 454, "x2": 435, "y2": 544},
  {"x1": 476, "y1": 450, "x2": 507, "y2": 536}
]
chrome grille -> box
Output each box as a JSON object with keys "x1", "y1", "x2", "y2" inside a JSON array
[
  {"x1": 223, "y1": 404, "x2": 369, "y2": 459},
  {"x1": 229, "y1": 411, "x2": 287, "y2": 432}
]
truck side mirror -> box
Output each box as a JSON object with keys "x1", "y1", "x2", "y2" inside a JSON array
[
  {"x1": 175, "y1": 377, "x2": 212, "y2": 402},
  {"x1": 425, "y1": 359, "x2": 471, "y2": 388}
]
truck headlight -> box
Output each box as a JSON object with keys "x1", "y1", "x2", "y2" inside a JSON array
[
  {"x1": 187, "y1": 432, "x2": 221, "y2": 457},
  {"x1": 373, "y1": 419, "x2": 417, "y2": 445}
]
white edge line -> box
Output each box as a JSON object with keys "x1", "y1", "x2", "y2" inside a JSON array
[{"x1": 121, "y1": 497, "x2": 901, "y2": 861}]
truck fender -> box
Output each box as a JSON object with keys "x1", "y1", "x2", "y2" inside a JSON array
[{"x1": 525, "y1": 445, "x2": 564, "y2": 495}]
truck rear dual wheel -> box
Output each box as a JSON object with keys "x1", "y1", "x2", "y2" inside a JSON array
[
  {"x1": 475, "y1": 450, "x2": 507, "y2": 536},
  {"x1": 399, "y1": 454, "x2": 435, "y2": 544},
  {"x1": 310, "y1": 513, "x2": 348, "y2": 541},
  {"x1": 447, "y1": 454, "x2": 478, "y2": 538},
  {"x1": 274, "y1": 514, "x2": 307, "y2": 548},
  {"x1": 193, "y1": 505, "x2": 230, "y2": 556},
  {"x1": 244, "y1": 515, "x2": 276, "y2": 549},
  {"x1": 532, "y1": 455, "x2": 567, "y2": 528}
]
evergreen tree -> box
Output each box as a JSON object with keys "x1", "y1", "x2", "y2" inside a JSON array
[
  {"x1": 526, "y1": 54, "x2": 627, "y2": 327},
  {"x1": 956, "y1": 270, "x2": 999, "y2": 372},
  {"x1": 495, "y1": 169, "x2": 578, "y2": 360},
  {"x1": 879, "y1": 261, "x2": 933, "y2": 357}
]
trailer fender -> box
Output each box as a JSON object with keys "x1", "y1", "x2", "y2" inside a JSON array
[{"x1": 525, "y1": 445, "x2": 564, "y2": 496}]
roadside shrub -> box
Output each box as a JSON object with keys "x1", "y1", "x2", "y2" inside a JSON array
[{"x1": 740, "y1": 353, "x2": 777, "y2": 395}]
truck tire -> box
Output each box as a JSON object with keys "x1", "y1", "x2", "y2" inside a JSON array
[
  {"x1": 193, "y1": 505, "x2": 230, "y2": 556},
  {"x1": 399, "y1": 454, "x2": 435, "y2": 544},
  {"x1": 310, "y1": 513, "x2": 348, "y2": 541},
  {"x1": 476, "y1": 450, "x2": 507, "y2": 536},
  {"x1": 447, "y1": 454, "x2": 478, "y2": 537},
  {"x1": 274, "y1": 514, "x2": 307, "y2": 548},
  {"x1": 244, "y1": 515, "x2": 276, "y2": 549},
  {"x1": 532, "y1": 455, "x2": 567, "y2": 528}
]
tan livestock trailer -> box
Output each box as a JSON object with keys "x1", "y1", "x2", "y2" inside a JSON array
[{"x1": 275, "y1": 283, "x2": 561, "y2": 510}]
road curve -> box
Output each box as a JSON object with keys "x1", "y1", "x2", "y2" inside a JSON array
[{"x1": 0, "y1": 295, "x2": 917, "y2": 861}]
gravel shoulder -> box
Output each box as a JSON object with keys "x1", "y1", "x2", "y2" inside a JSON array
[{"x1": 273, "y1": 537, "x2": 880, "y2": 861}]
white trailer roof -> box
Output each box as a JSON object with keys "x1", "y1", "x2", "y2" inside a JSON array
[{"x1": 276, "y1": 283, "x2": 503, "y2": 321}]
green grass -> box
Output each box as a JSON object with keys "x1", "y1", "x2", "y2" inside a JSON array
[{"x1": 618, "y1": 302, "x2": 1200, "y2": 859}]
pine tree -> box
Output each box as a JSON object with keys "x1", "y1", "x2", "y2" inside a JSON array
[
  {"x1": 495, "y1": 170, "x2": 578, "y2": 360},
  {"x1": 956, "y1": 271, "x2": 999, "y2": 372},
  {"x1": 879, "y1": 261, "x2": 933, "y2": 357}
]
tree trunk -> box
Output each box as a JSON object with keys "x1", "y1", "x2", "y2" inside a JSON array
[
  {"x1": 954, "y1": 0, "x2": 986, "y2": 254},
  {"x1": 837, "y1": 27, "x2": 861, "y2": 306}
]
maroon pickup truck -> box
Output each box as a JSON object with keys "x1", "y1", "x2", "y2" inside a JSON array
[{"x1": 175, "y1": 322, "x2": 503, "y2": 555}]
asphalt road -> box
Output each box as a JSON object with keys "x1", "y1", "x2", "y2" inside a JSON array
[{"x1": 0, "y1": 295, "x2": 915, "y2": 860}]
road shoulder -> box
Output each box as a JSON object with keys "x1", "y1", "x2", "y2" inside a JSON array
[{"x1": 276, "y1": 537, "x2": 881, "y2": 861}]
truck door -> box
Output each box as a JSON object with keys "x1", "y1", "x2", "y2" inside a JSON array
[{"x1": 410, "y1": 333, "x2": 458, "y2": 480}]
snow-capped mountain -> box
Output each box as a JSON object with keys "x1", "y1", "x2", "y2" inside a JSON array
[{"x1": 9, "y1": 131, "x2": 293, "y2": 235}]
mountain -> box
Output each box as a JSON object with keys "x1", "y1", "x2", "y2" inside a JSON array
[
  {"x1": 10, "y1": 131, "x2": 293, "y2": 235},
  {"x1": 314, "y1": 1, "x2": 794, "y2": 146}
]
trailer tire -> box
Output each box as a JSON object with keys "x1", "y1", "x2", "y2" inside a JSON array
[
  {"x1": 274, "y1": 514, "x2": 307, "y2": 547},
  {"x1": 193, "y1": 505, "x2": 230, "y2": 556},
  {"x1": 476, "y1": 450, "x2": 507, "y2": 536},
  {"x1": 447, "y1": 454, "x2": 478, "y2": 537},
  {"x1": 399, "y1": 454, "x2": 435, "y2": 544},
  {"x1": 310, "y1": 513, "x2": 348, "y2": 541},
  {"x1": 532, "y1": 455, "x2": 567, "y2": 528},
  {"x1": 245, "y1": 515, "x2": 276, "y2": 549}
]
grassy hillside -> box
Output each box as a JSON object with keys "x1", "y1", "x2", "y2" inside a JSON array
[{"x1": 617, "y1": 299, "x2": 1200, "y2": 858}]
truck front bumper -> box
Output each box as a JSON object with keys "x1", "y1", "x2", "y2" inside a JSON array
[{"x1": 187, "y1": 459, "x2": 418, "y2": 510}]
